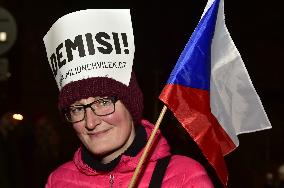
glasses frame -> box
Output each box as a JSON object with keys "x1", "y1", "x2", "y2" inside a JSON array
[{"x1": 63, "y1": 96, "x2": 118, "y2": 123}]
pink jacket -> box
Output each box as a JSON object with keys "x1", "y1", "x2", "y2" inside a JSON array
[{"x1": 45, "y1": 120, "x2": 214, "y2": 187}]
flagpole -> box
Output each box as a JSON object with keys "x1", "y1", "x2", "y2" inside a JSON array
[{"x1": 128, "y1": 105, "x2": 168, "y2": 188}]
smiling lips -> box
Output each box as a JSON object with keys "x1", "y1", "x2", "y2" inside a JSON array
[{"x1": 89, "y1": 128, "x2": 112, "y2": 137}]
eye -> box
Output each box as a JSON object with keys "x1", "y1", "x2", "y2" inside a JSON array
[
  {"x1": 99, "y1": 99, "x2": 112, "y2": 106},
  {"x1": 69, "y1": 106, "x2": 84, "y2": 115}
]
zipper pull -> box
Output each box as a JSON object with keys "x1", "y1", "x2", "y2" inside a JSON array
[{"x1": 109, "y1": 174, "x2": 115, "y2": 188}]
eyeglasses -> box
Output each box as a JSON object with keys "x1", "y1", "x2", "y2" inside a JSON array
[{"x1": 63, "y1": 97, "x2": 118, "y2": 123}]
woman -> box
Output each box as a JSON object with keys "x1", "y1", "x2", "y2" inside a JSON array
[{"x1": 44, "y1": 9, "x2": 213, "y2": 187}]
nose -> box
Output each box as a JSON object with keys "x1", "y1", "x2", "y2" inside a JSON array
[{"x1": 84, "y1": 108, "x2": 101, "y2": 130}]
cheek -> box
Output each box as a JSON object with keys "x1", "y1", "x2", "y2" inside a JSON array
[
  {"x1": 103, "y1": 109, "x2": 133, "y2": 138},
  {"x1": 103, "y1": 108, "x2": 132, "y2": 126},
  {"x1": 72, "y1": 122, "x2": 85, "y2": 134}
]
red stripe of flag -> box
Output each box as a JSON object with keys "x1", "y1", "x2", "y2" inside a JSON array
[{"x1": 159, "y1": 84, "x2": 236, "y2": 186}]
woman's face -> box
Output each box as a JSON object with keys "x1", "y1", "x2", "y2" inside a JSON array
[{"x1": 71, "y1": 97, "x2": 135, "y2": 163}]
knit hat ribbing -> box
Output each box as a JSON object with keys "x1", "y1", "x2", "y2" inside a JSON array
[{"x1": 58, "y1": 72, "x2": 143, "y2": 124}]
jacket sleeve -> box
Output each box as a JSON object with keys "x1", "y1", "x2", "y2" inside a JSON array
[
  {"x1": 181, "y1": 171, "x2": 214, "y2": 188},
  {"x1": 45, "y1": 173, "x2": 53, "y2": 188},
  {"x1": 162, "y1": 155, "x2": 214, "y2": 188}
]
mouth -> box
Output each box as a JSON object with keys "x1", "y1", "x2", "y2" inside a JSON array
[{"x1": 89, "y1": 128, "x2": 112, "y2": 137}]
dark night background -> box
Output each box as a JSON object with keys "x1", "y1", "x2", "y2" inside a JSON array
[{"x1": 0, "y1": 0, "x2": 283, "y2": 187}]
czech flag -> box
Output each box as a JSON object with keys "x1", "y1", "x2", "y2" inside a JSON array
[{"x1": 159, "y1": 0, "x2": 271, "y2": 186}]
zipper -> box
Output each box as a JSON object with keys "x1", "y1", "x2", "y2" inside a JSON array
[{"x1": 109, "y1": 174, "x2": 115, "y2": 188}]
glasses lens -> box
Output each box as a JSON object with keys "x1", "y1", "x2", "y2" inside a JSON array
[
  {"x1": 65, "y1": 106, "x2": 85, "y2": 123},
  {"x1": 92, "y1": 98, "x2": 115, "y2": 116}
]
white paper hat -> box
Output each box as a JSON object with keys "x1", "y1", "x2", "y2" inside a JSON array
[{"x1": 43, "y1": 9, "x2": 135, "y2": 90}]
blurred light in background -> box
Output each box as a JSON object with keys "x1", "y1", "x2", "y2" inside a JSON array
[
  {"x1": 12, "y1": 113, "x2": 23, "y2": 121},
  {"x1": 0, "y1": 31, "x2": 7, "y2": 42}
]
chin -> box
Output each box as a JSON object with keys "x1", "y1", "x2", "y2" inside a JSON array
[{"x1": 88, "y1": 144, "x2": 119, "y2": 156}]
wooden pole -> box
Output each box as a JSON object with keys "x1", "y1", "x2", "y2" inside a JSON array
[{"x1": 128, "y1": 105, "x2": 168, "y2": 188}]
